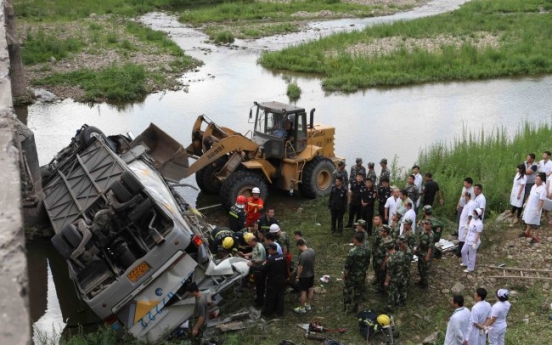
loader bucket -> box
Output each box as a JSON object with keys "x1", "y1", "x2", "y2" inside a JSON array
[{"x1": 130, "y1": 124, "x2": 189, "y2": 182}]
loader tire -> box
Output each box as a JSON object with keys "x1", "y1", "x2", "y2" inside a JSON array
[
  {"x1": 221, "y1": 170, "x2": 268, "y2": 210},
  {"x1": 300, "y1": 156, "x2": 334, "y2": 199},
  {"x1": 195, "y1": 168, "x2": 206, "y2": 191},
  {"x1": 199, "y1": 157, "x2": 228, "y2": 195}
]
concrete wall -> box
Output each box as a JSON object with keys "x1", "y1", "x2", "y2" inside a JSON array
[{"x1": 0, "y1": 1, "x2": 31, "y2": 344}]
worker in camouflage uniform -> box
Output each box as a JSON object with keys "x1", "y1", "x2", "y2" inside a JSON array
[
  {"x1": 404, "y1": 175, "x2": 420, "y2": 212},
  {"x1": 418, "y1": 205, "x2": 443, "y2": 258},
  {"x1": 332, "y1": 160, "x2": 349, "y2": 190},
  {"x1": 379, "y1": 158, "x2": 391, "y2": 185},
  {"x1": 350, "y1": 157, "x2": 366, "y2": 181},
  {"x1": 416, "y1": 220, "x2": 435, "y2": 290},
  {"x1": 342, "y1": 232, "x2": 370, "y2": 313},
  {"x1": 366, "y1": 162, "x2": 377, "y2": 185},
  {"x1": 390, "y1": 210, "x2": 403, "y2": 240},
  {"x1": 354, "y1": 220, "x2": 371, "y2": 295},
  {"x1": 372, "y1": 215, "x2": 384, "y2": 286},
  {"x1": 402, "y1": 219, "x2": 417, "y2": 251},
  {"x1": 384, "y1": 242, "x2": 405, "y2": 311},
  {"x1": 374, "y1": 225, "x2": 393, "y2": 294},
  {"x1": 398, "y1": 236, "x2": 412, "y2": 302}
]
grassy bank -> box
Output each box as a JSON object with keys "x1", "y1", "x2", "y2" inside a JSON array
[
  {"x1": 19, "y1": 16, "x2": 199, "y2": 102},
  {"x1": 259, "y1": 0, "x2": 552, "y2": 92},
  {"x1": 414, "y1": 123, "x2": 552, "y2": 219},
  {"x1": 179, "y1": 0, "x2": 421, "y2": 41}
]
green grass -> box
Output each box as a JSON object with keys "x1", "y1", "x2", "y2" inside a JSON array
[
  {"x1": 22, "y1": 29, "x2": 84, "y2": 64},
  {"x1": 286, "y1": 82, "x2": 301, "y2": 101},
  {"x1": 14, "y1": 0, "x2": 234, "y2": 21},
  {"x1": 32, "y1": 64, "x2": 148, "y2": 102},
  {"x1": 413, "y1": 123, "x2": 552, "y2": 220},
  {"x1": 124, "y1": 21, "x2": 185, "y2": 56},
  {"x1": 213, "y1": 30, "x2": 235, "y2": 44},
  {"x1": 178, "y1": 0, "x2": 386, "y2": 25},
  {"x1": 259, "y1": 0, "x2": 552, "y2": 92}
]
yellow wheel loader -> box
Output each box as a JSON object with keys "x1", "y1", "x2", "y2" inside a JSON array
[{"x1": 184, "y1": 101, "x2": 343, "y2": 208}]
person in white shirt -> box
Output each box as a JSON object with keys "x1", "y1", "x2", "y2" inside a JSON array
[
  {"x1": 456, "y1": 177, "x2": 474, "y2": 224},
  {"x1": 538, "y1": 151, "x2": 552, "y2": 223},
  {"x1": 522, "y1": 172, "x2": 546, "y2": 243},
  {"x1": 473, "y1": 184, "x2": 486, "y2": 220},
  {"x1": 461, "y1": 208, "x2": 483, "y2": 273},
  {"x1": 384, "y1": 187, "x2": 401, "y2": 226},
  {"x1": 445, "y1": 295, "x2": 471, "y2": 345},
  {"x1": 538, "y1": 150, "x2": 552, "y2": 176},
  {"x1": 412, "y1": 165, "x2": 423, "y2": 209},
  {"x1": 456, "y1": 192, "x2": 475, "y2": 258},
  {"x1": 484, "y1": 289, "x2": 511, "y2": 345},
  {"x1": 401, "y1": 200, "x2": 416, "y2": 234},
  {"x1": 464, "y1": 288, "x2": 492, "y2": 345},
  {"x1": 509, "y1": 164, "x2": 527, "y2": 227}
]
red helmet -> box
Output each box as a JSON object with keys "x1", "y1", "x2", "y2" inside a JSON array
[{"x1": 236, "y1": 195, "x2": 247, "y2": 205}]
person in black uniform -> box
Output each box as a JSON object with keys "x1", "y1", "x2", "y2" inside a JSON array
[
  {"x1": 228, "y1": 195, "x2": 247, "y2": 232},
  {"x1": 260, "y1": 243, "x2": 287, "y2": 317},
  {"x1": 361, "y1": 178, "x2": 377, "y2": 235},
  {"x1": 329, "y1": 176, "x2": 348, "y2": 235},
  {"x1": 257, "y1": 208, "x2": 280, "y2": 232},
  {"x1": 377, "y1": 177, "x2": 391, "y2": 219},
  {"x1": 347, "y1": 172, "x2": 366, "y2": 228},
  {"x1": 209, "y1": 226, "x2": 235, "y2": 255}
]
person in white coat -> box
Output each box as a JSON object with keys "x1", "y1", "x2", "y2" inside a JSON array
[
  {"x1": 461, "y1": 208, "x2": 483, "y2": 273},
  {"x1": 484, "y1": 289, "x2": 511, "y2": 345},
  {"x1": 508, "y1": 164, "x2": 526, "y2": 227},
  {"x1": 445, "y1": 295, "x2": 471, "y2": 345},
  {"x1": 522, "y1": 172, "x2": 546, "y2": 243},
  {"x1": 464, "y1": 288, "x2": 491, "y2": 345},
  {"x1": 456, "y1": 192, "x2": 475, "y2": 258}
]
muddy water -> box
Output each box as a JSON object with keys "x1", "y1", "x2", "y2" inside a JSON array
[{"x1": 24, "y1": 0, "x2": 552, "y2": 342}]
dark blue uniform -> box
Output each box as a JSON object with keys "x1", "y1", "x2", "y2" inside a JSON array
[
  {"x1": 329, "y1": 185, "x2": 348, "y2": 234},
  {"x1": 260, "y1": 253, "x2": 287, "y2": 316}
]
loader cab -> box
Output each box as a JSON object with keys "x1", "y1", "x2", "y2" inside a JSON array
[{"x1": 252, "y1": 101, "x2": 307, "y2": 159}]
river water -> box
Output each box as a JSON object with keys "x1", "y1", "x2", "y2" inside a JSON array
[{"x1": 24, "y1": 0, "x2": 552, "y2": 342}]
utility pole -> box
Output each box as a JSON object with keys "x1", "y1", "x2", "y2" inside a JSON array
[{"x1": 4, "y1": 0, "x2": 28, "y2": 103}]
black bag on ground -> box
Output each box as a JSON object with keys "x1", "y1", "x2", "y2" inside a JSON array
[{"x1": 357, "y1": 310, "x2": 379, "y2": 340}]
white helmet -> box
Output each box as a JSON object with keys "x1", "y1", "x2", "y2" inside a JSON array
[
  {"x1": 252, "y1": 187, "x2": 261, "y2": 194},
  {"x1": 269, "y1": 224, "x2": 280, "y2": 233}
]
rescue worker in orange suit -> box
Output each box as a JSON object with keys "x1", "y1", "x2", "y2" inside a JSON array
[{"x1": 245, "y1": 187, "x2": 264, "y2": 227}]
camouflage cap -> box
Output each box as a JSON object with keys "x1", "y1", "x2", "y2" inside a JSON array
[
  {"x1": 380, "y1": 158, "x2": 388, "y2": 164},
  {"x1": 397, "y1": 236, "x2": 406, "y2": 243},
  {"x1": 356, "y1": 157, "x2": 363, "y2": 163},
  {"x1": 382, "y1": 225, "x2": 391, "y2": 232},
  {"x1": 386, "y1": 242, "x2": 396, "y2": 251},
  {"x1": 338, "y1": 160, "x2": 346, "y2": 166},
  {"x1": 422, "y1": 219, "x2": 432, "y2": 225},
  {"x1": 368, "y1": 162, "x2": 375, "y2": 167},
  {"x1": 395, "y1": 210, "x2": 405, "y2": 218},
  {"x1": 354, "y1": 219, "x2": 366, "y2": 227},
  {"x1": 423, "y1": 205, "x2": 433, "y2": 214},
  {"x1": 403, "y1": 218, "x2": 413, "y2": 225}
]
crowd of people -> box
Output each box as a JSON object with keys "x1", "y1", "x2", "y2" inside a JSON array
[{"x1": 181, "y1": 152, "x2": 552, "y2": 344}]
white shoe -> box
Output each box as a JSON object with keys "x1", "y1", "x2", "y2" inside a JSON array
[
  {"x1": 463, "y1": 269, "x2": 471, "y2": 273},
  {"x1": 460, "y1": 263, "x2": 467, "y2": 267}
]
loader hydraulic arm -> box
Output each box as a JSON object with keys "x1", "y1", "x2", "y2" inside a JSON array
[{"x1": 184, "y1": 135, "x2": 260, "y2": 176}]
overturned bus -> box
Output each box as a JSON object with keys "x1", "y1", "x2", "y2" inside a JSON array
[{"x1": 40, "y1": 124, "x2": 248, "y2": 342}]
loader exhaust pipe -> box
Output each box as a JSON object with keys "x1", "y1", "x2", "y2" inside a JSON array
[{"x1": 309, "y1": 108, "x2": 315, "y2": 129}]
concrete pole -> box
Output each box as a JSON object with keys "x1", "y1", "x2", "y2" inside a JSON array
[{"x1": 4, "y1": 0, "x2": 28, "y2": 102}]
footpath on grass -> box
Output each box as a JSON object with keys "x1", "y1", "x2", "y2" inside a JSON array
[{"x1": 259, "y1": 0, "x2": 552, "y2": 92}]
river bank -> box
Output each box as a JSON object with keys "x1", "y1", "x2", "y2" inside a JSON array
[
  {"x1": 15, "y1": 0, "x2": 426, "y2": 102},
  {"x1": 260, "y1": 0, "x2": 552, "y2": 92}
]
